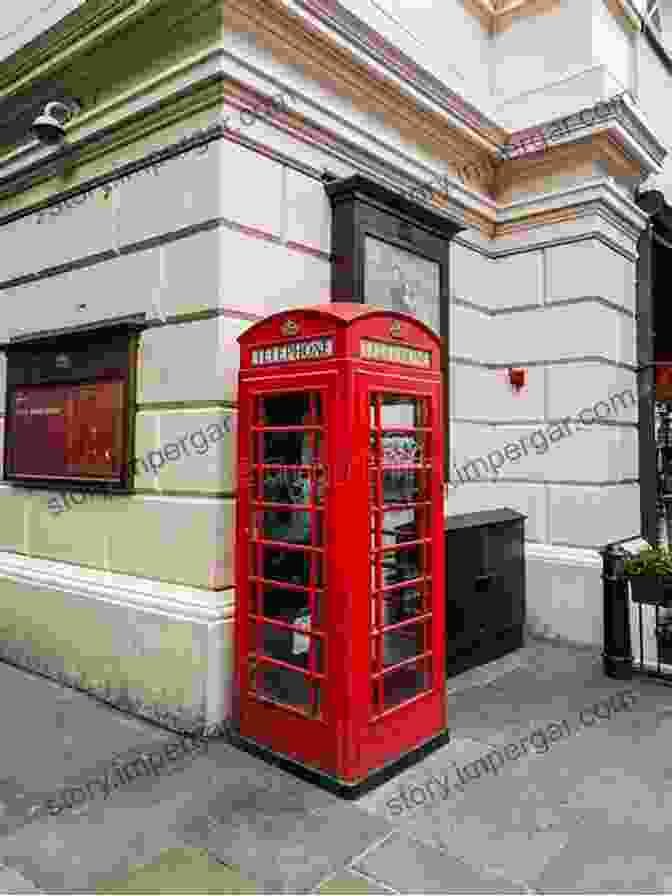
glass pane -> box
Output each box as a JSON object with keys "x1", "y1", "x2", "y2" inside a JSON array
[
  {"x1": 262, "y1": 468, "x2": 312, "y2": 504},
  {"x1": 10, "y1": 381, "x2": 125, "y2": 480},
  {"x1": 382, "y1": 622, "x2": 425, "y2": 667},
  {"x1": 382, "y1": 469, "x2": 427, "y2": 504},
  {"x1": 363, "y1": 236, "x2": 440, "y2": 334},
  {"x1": 383, "y1": 585, "x2": 424, "y2": 623},
  {"x1": 260, "y1": 585, "x2": 310, "y2": 624},
  {"x1": 256, "y1": 510, "x2": 321, "y2": 546},
  {"x1": 250, "y1": 619, "x2": 323, "y2": 673},
  {"x1": 382, "y1": 658, "x2": 431, "y2": 710},
  {"x1": 384, "y1": 545, "x2": 421, "y2": 584},
  {"x1": 254, "y1": 663, "x2": 320, "y2": 716},
  {"x1": 261, "y1": 432, "x2": 322, "y2": 466},
  {"x1": 255, "y1": 547, "x2": 322, "y2": 587},
  {"x1": 380, "y1": 431, "x2": 424, "y2": 466},
  {"x1": 258, "y1": 393, "x2": 322, "y2": 426},
  {"x1": 259, "y1": 585, "x2": 324, "y2": 628},
  {"x1": 379, "y1": 395, "x2": 427, "y2": 429},
  {"x1": 380, "y1": 507, "x2": 423, "y2": 546}
]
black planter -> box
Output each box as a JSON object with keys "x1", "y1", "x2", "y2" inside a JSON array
[{"x1": 628, "y1": 575, "x2": 672, "y2": 606}]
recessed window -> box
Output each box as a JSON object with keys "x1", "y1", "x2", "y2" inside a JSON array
[{"x1": 2, "y1": 318, "x2": 143, "y2": 492}]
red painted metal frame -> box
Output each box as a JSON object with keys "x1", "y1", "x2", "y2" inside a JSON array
[{"x1": 236, "y1": 304, "x2": 446, "y2": 785}]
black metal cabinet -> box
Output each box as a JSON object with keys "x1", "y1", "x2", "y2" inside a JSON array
[{"x1": 445, "y1": 508, "x2": 526, "y2": 676}]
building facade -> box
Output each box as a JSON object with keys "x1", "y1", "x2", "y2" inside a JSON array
[{"x1": 0, "y1": 0, "x2": 669, "y2": 732}]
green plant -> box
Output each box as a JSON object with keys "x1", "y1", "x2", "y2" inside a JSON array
[{"x1": 624, "y1": 545, "x2": 672, "y2": 578}]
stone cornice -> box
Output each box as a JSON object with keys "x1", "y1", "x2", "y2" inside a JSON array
[
  {"x1": 0, "y1": 0, "x2": 661, "y2": 249},
  {"x1": 284, "y1": 0, "x2": 501, "y2": 148},
  {"x1": 496, "y1": 178, "x2": 650, "y2": 246},
  {"x1": 464, "y1": 0, "x2": 641, "y2": 34},
  {"x1": 0, "y1": 0, "x2": 171, "y2": 96},
  {"x1": 238, "y1": 0, "x2": 505, "y2": 158},
  {"x1": 461, "y1": 0, "x2": 563, "y2": 34}
]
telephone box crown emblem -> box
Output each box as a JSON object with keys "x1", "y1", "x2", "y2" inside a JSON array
[
  {"x1": 390, "y1": 321, "x2": 403, "y2": 339},
  {"x1": 281, "y1": 319, "x2": 300, "y2": 337}
]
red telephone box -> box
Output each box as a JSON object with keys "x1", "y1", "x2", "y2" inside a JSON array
[{"x1": 233, "y1": 304, "x2": 448, "y2": 794}]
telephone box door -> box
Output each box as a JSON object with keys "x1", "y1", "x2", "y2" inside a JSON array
[
  {"x1": 346, "y1": 370, "x2": 445, "y2": 779},
  {"x1": 235, "y1": 370, "x2": 341, "y2": 771}
]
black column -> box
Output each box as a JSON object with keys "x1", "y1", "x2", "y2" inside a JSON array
[{"x1": 601, "y1": 544, "x2": 633, "y2": 679}]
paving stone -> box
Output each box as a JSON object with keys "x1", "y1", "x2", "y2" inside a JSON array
[
  {"x1": 355, "y1": 669, "x2": 672, "y2": 887},
  {"x1": 354, "y1": 737, "x2": 493, "y2": 821},
  {"x1": 181, "y1": 798, "x2": 393, "y2": 893},
  {"x1": 314, "y1": 870, "x2": 396, "y2": 894},
  {"x1": 0, "y1": 863, "x2": 42, "y2": 893},
  {"x1": 447, "y1": 654, "x2": 642, "y2": 746},
  {"x1": 535, "y1": 820, "x2": 672, "y2": 893},
  {"x1": 92, "y1": 847, "x2": 259, "y2": 894},
  {"x1": 356, "y1": 727, "x2": 584, "y2": 883},
  {"x1": 0, "y1": 752, "x2": 235, "y2": 893},
  {"x1": 445, "y1": 651, "x2": 528, "y2": 696},
  {"x1": 353, "y1": 832, "x2": 529, "y2": 894},
  {"x1": 0, "y1": 661, "x2": 171, "y2": 800}
]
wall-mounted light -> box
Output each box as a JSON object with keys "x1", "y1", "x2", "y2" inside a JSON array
[
  {"x1": 508, "y1": 367, "x2": 527, "y2": 392},
  {"x1": 31, "y1": 100, "x2": 81, "y2": 145}
]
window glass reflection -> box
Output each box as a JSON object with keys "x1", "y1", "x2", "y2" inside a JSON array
[
  {"x1": 381, "y1": 545, "x2": 420, "y2": 585},
  {"x1": 256, "y1": 509, "x2": 321, "y2": 546},
  {"x1": 250, "y1": 620, "x2": 323, "y2": 674},
  {"x1": 255, "y1": 546, "x2": 322, "y2": 587},
  {"x1": 382, "y1": 469, "x2": 426, "y2": 504},
  {"x1": 254, "y1": 664, "x2": 321, "y2": 716},
  {"x1": 380, "y1": 508, "x2": 419, "y2": 546},
  {"x1": 259, "y1": 433, "x2": 321, "y2": 466},
  {"x1": 382, "y1": 622, "x2": 425, "y2": 667},
  {"x1": 258, "y1": 393, "x2": 322, "y2": 426},
  {"x1": 379, "y1": 395, "x2": 427, "y2": 429},
  {"x1": 383, "y1": 586, "x2": 424, "y2": 624},
  {"x1": 382, "y1": 659, "x2": 431, "y2": 710},
  {"x1": 381, "y1": 432, "x2": 424, "y2": 466}
]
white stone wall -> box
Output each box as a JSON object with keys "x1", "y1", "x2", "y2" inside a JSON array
[
  {"x1": 0, "y1": 99, "x2": 339, "y2": 724},
  {"x1": 447, "y1": 218, "x2": 640, "y2": 645}
]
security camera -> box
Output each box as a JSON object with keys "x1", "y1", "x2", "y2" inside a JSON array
[{"x1": 31, "y1": 100, "x2": 80, "y2": 145}]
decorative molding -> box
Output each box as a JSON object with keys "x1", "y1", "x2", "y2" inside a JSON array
[
  {"x1": 0, "y1": 642, "x2": 230, "y2": 736},
  {"x1": 0, "y1": 549, "x2": 234, "y2": 625},
  {"x1": 277, "y1": 0, "x2": 505, "y2": 150},
  {"x1": 0, "y1": 0, "x2": 660, "y2": 247},
  {"x1": 0, "y1": 0, "x2": 144, "y2": 91},
  {"x1": 525, "y1": 541, "x2": 602, "y2": 568},
  {"x1": 223, "y1": 0, "x2": 504, "y2": 174},
  {"x1": 460, "y1": 0, "x2": 564, "y2": 33},
  {"x1": 493, "y1": 0, "x2": 564, "y2": 34},
  {"x1": 495, "y1": 176, "x2": 649, "y2": 245}
]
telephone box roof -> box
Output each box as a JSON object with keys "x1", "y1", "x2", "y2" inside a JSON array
[{"x1": 238, "y1": 303, "x2": 440, "y2": 344}]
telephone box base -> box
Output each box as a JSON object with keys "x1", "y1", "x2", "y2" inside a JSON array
[{"x1": 226, "y1": 724, "x2": 451, "y2": 800}]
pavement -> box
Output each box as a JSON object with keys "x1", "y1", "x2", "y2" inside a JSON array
[{"x1": 0, "y1": 637, "x2": 671, "y2": 894}]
